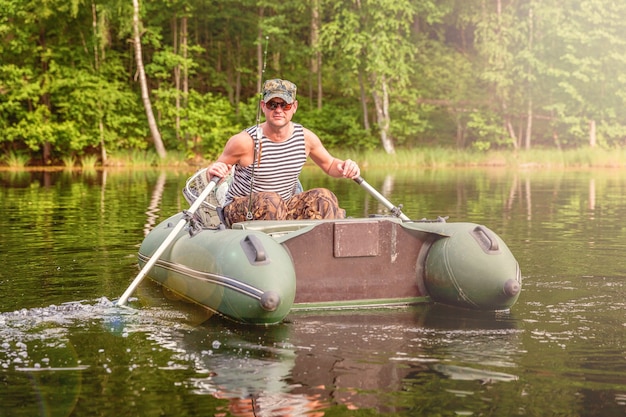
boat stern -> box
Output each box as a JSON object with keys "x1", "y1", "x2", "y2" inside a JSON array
[{"x1": 422, "y1": 223, "x2": 522, "y2": 310}]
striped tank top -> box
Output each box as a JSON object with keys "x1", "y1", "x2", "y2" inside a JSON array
[{"x1": 224, "y1": 123, "x2": 307, "y2": 205}]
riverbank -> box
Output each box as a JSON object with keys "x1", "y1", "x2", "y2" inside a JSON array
[
  {"x1": 3, "y1": 147, "x2": 626, "y2": 171},
  {"x1": 349, "y1": 147, "x2": 626, "y2": 170}
]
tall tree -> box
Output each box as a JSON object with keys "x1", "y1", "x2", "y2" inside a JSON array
[
  {"x1": 473, "y1": 0, "x2": 522, "y2": 149},
  {"x1": 539, "y1": 0, "x2": 626, "y2": 147},
  {"x1": 322, "y1": 0, "x2": 415, "y2": 153},
  {"x1": 132, "y1": 0, "x2": 166, "y2": 159},
  {"x1": 310, "y1": 0, "x2": 322, "y2": 110}
]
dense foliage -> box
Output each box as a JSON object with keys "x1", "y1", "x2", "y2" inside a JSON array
[{"x1": 2, "y1": 0, "x2": 626, "y2": 165}]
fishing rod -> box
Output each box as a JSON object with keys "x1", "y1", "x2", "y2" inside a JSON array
[
  {"x1": 255, "y1": 35, "x2": 269, "y2": 132},
  {"x1": 246, "y1": 35, "x2": 269, "y2": 220}
]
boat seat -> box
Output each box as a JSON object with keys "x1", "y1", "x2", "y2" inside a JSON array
[
  {"x1": 233, "y1": 217, "x2": 407, "y2": 231},
  {"x1": 231, "y1": 220, "x2": 318, "y2": 234}
]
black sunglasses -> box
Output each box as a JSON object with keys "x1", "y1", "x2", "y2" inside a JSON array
[{"x1": 265, "y1": 101, "x2": 293, "y2": 111}]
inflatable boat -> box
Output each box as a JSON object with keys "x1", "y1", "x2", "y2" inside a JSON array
[{"x1": 125, "y1": 170, "x2": 522, "y2": 325}]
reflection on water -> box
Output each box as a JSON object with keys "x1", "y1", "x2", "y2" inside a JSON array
[
  {"x1": 144, "y1": 172, "x2": 166, "y2": 236},
  {"x1": 1, "y1": 168, "x2": 626, "y2": 416},
  {"x1": 0, "y1": 296, "x2": 524, "y2": 416}
]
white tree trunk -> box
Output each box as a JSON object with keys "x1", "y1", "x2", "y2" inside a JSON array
[
  {"x1": 372, "y1": 75, "x2": 395, "y2": 154},
  {"x1": 589, "y1": 119, "x2": 596, "y2": 147},
  {"x1": 132, "y1": 0, "x2": 166, "y2": 159}
]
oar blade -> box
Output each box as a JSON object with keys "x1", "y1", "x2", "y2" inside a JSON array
[{"x1": 116, "y1": 176, "x2": 219, "y2": 306}]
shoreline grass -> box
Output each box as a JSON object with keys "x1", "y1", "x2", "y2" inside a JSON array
[
  {"x1": 343, "y1": 147, "x2": 626, "y2": 170},
  {"x1": 81, "y1": 155, "x2": 99, "y2": 169},
  {"x1": 3, "y1": 147, "x2": 626, "y2": 171},
  {"x1": 0, "y1": 151, "x2": 29, "y2": 169}
]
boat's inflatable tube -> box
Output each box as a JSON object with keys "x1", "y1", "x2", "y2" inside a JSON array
[
  {"x1": 138, "y1": 213, "x2": 296, "y2": 324},
  {"x1": 421, "y1": 223, "x2": 521, "y2": 310}
]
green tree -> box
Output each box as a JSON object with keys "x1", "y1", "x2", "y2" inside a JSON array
[
  {"x1": 4, "y1": 0, "x2": 626, "y2": 164},
  {"x1": 0, "y1": 0, "x2": 151, "y2": 164},
  {"x1": 538, "y1": 0, "x2": 626, "y2": 148},
  {"x1": 322, "y1": 0, "x2": 428, "y2": 154}
]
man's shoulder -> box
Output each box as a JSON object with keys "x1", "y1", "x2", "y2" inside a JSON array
[
  {"x1": 226, "y1": 130, "x2": 255, "y2": 153},
  {"x1": 232, "y1": 128, "x2": 255, "y2": 141},
  {"x1": 301, "y1": 125, "x2": 320, "y2": 141}
]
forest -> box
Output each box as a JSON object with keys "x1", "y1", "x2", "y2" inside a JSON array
[{"x1": 2, "y1": 0, "x2": 626, "y2": 166}]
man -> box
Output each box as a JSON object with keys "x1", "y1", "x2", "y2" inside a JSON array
[{"x1": 207, "y1": 78, "x2": 360, "y2": 226}]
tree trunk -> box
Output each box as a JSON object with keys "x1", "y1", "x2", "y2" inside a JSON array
[
  {"x1": 91, "y1": 2, "x2": 99, "y2": 69},
  {"x1": 235, "y1": 40, "x2": 241, "y2": 115},
  {"x1": 181, "y1": 15, "x2": 188, "y2": 108},
  {"x1": 235, "y1": 44, "x2": 241, "y2": 108},
  {"x1": 92, "y1": 1, "x2": 107, "y2": 165},
  {"x1": 173, "y1": 16, "x2": 181, "y2": 142},
  {"x1": 132, "y1": 0, "x2": 166, "y2": 159},
  {"x1": 42, "y1": 141, "x2": 52, "y2": 165},
  {"x1": 38, "y1": 26, "x2": 52, "y2": 165},
  {"x1": 506, "y1": 118, "x2": 518, "y2": 150},
  {"x1": 310, "y1": 0, "x2": 322, "y2": 109},
  {"x1": 501, "y1": 99, "x2": 518, "y2": 149},
  {"x1": 372, "y1": 75, "x2": 395, "y2": 154},
  {"x1": 553, "y1": 131, "x2": 561, "y2": 150},
  {"x1": 316, "y1": 54, "x2": 322, "y2": 110},
  {"x1": 358, "y1": 70, "x2": 370, "y2": 131},
  {"x1": 525, "y1": 96, "x2": 532, "y2": 150},
  {"x1": 524, "y1": 5, "x2": 533, "y2": 150},
  {"x1": 455, "y1": 113, "x2": 464, "y2": 148},
  {"x1": 589, "y1": 119, "x2": 596, "y2": 147},
  {"x1": 99, "y1": 119, "x2": 107, "y2": 165},
  {"x1": 173, "y1": 14, "x2": 189, "y2": 148},
  {"x1": 256, "y1": 7, "x2": 265, "y2": 94}
]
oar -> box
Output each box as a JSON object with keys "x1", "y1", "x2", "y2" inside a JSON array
[
  {"x1": 117, "y1": 176, "x2": 220, "y2": 306},
  {"x1": 353, "y1": 176, "x2": 411, "y2": 221}
]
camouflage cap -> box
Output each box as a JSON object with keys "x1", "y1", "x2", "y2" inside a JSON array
[{"x1": 262, "y1": 79, "x2": 297, "y2": 104}]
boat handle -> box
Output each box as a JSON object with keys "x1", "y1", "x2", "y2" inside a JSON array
[
  {"x1": 471, "y1": 226, "x2": 500, "y2": 253},
  {"x1": 241, "y1": 234, "x2": 268, "y2": 264}
]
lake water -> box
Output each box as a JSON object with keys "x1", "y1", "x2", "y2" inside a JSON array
[{"x1": 1, "y1": 167, "x2": 625, "y2": 416}]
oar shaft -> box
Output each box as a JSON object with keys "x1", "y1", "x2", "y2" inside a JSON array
[
  {"x1": 353, "y1": 176, "x2": 411, "y2": 221},
  {"x1": 117, "y1": 176, "x2": 220, "y2": 306}
]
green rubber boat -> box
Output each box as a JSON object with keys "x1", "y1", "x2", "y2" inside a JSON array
[{"x1": 136, "y1": 172, "x2": 522, "y2": 325}]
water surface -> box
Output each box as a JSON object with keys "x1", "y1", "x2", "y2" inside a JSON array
[{"x1": 0, "y1": 167, "x2": 625, "y2": 416}]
